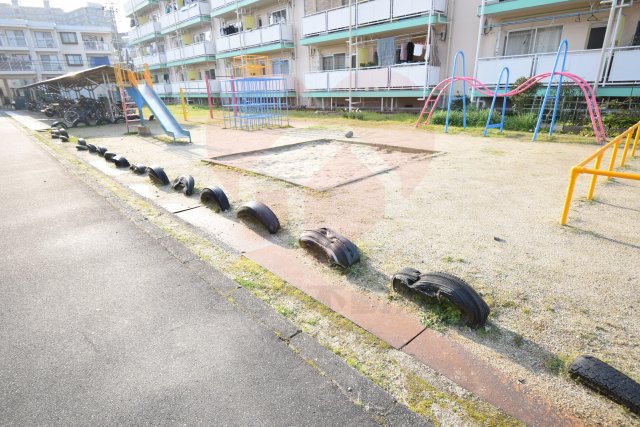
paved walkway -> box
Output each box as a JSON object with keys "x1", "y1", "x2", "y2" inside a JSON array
[{"x1": 0, "y1": 116, "x2": 381, "y2": 425}]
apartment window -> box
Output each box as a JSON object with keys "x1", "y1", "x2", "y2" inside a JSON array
[
  {"x1": 322, "y1": 53, "x2": 346, "y2": 71},
  {"x1": 269, "y1": 9, "x2": 287, "y2": 25},
  {"x1": 503, "y1": 26, "x2": 562, "y2": 56},
  {"x1": 194, "y1": 32, "x2": 211, "y2": 43},
  {"x1": 40, "y1": 54, "x2": 61, "y2": 71},
  {"x1": 65, "y1": 54, "x2": 83, "y2": 66},
  {"x1": 272, "y1": 59, "x2": 289, "y2": 75},
  {"x1": 60, "y1": 32, "x2": 78, "y2": 44},
  {"x1": 586, "y1": 25, "x2": 607, "y2": 50},
  {"x1": 322, "y1": 56, "x2": 333, "y2": 71},
  {"x1": 89, "y1": 56, "x2": 109, "y2": 67}
]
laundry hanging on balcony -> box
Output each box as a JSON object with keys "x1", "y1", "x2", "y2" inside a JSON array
[{"x1": 377, "y1": 37, "x2": 395, "y2": 67}]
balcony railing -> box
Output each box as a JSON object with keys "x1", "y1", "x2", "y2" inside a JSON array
[
  {"x1": 477, "y1": 47, "x2": 640, "y2": 85},
  {"x1": 83, "y1": 40, "x2": 110, "y2": 51},
  {"x1": 305, "y1": 63, "x2": 440, "y2": 91},
  {"x1": 129, "y1": 21, "x2": 162, "y2": 42},
  {"x1": 0, "y1": 36, "x2": 28, "y2": 48},
  {"x1": 41, "y1": 61, "x2": 65, "y2": 72},
  {"x1": 210, "y1": 0, "x2": 243, "y2": 11},
  {"x1": 123, "y1": 0, "x2": 158, "y2": 17},
  {"x1": 216, "y1": 23, "x2": 293, "y2": 53},
  {"x1": 302, "y1": 0, "x2": 446, "y2": 37},
  {"x1": 133, "y1": 52, "x2": 167, "y2": 68},
  {"x1": 160, "y1": 2, "x2": 211, "y2": 29},
  {"x1": 165, "y1": 41, "x2": 216, "y2": 63},
  {"x1": 154, "y1": 79, "x2": 221, "y2": 95},
  {"x1": 0, "y1": 60, "x2": 34, "y2": 73},
  {"x1": 35, "y1": 39, "x2": 57, "y2": 49}
]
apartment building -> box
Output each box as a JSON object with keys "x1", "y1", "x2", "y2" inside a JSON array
[
  {"x1": 124, "y1": 0, "x2": 640, "y2": 109},
  {"x1": 0, "y1": 1, "x2": 117, "y2": 105},
  {"x1": 473, "y1": 0, "x2": 640, "y2": 97}
]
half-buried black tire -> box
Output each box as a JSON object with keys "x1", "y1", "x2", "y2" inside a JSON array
[{"x1": 569, "y1": 355, "x2": 640, "y2": 415}]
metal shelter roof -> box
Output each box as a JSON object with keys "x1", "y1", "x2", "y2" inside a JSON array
[{"x1": 19, "y1": 65, "x2": 115, "y2": 92}]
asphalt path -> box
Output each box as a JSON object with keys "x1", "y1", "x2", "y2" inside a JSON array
[{"x1": 0, "y1": 116, "x2": 378, "y2": 426}]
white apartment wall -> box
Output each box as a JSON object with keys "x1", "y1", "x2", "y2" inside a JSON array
[{"x1": 478, "y1": 4, "x2": 640, "y2": 59}]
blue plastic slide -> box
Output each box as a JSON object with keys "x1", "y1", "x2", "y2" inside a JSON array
[{"x1": 131, "y1": 84, "x2": 191, "y2": 142}]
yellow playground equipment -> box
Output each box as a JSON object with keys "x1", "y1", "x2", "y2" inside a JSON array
[
  {"x1": 560, "y1": 120, "x2": 640, "y2": 225},
  {"x1": 232, "y1": 55, "x2": 271, "y2": 78}
]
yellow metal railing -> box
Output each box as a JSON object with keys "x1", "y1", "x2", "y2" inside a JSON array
[{"x1": 560, "y1": 121, "x2": 640, "y2": 225}]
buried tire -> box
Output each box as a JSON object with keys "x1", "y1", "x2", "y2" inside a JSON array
[
  {"x1": 129, "y1": 163, "x2": 147, "y2": 175},
  {"x1": 147, "y1": 165, "x2": 170, "y2": 186},
  {"x1": 112, "y1": 155, "x2": 130, "y2": 168},
  {"x1": 172, "y1": 175, "x2": 195, "y2": 196},
  {"x1": 200, "y1": 186, "x2": 230, "y2": 211},
  {"x1": 237, "y1": 201, "x2": 280, "y2": 234},
  {"x1": 299, "y1": 228, "x2": 360, "y2": 269},
  {"x1": 569, "y1": 356, "x2": 640, "y2": 415},
  {"x1": 392, "y1": 269, "x2": 490, "y2": 328}
]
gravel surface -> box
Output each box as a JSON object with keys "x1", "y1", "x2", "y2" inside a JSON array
[{"x1": 36, "y1": 115, "x2": 640, "y2": 425}]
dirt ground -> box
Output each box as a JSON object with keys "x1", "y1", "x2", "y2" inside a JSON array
[{"x1": 21, "y1": 111, "x2": 640, "y2": 425}]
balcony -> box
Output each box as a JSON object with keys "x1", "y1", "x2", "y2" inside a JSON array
[
  {"x1": 133, "y1": 52, "x2": 167, "y2": 68},
  {"x1": 216, "y1": 23, "x2": 293, "y2": 54},
  {"x1": 83, "y1": 41, "x2": 110, "y2": 52},
  {"x1": 302, "y1": 0, "x2": 446, "y2": 37},
  {"x1": 210, "y1": 0, "x2": 263, "y2": 17},
  {"x1": 0, "y1": 36, "x2": 29, "y2": 49},
  {"x1": 40, "y1": 61, "x2": 65, "y2": 73},
  {"x1": 476, "y1": 47, "x2": 640, "y2": 85},
  {"x1": 34, "y1": 39, "x2": 57, "y2": 49},
  {"x1": 165, "y1": 41, "x2": 216, "y2": 64},
  {"x1": 123, "y1": 0, "x2": 159, "y2": 17},
  {"x1": 305, "y1": 63, "x2": 440, "y2": 91},
  {"x1": 160, "y1": 2, "x2": 211, "y2": 33},
  {"x1": 129, "y1": 21, "x2": 162, "y2": 44},
  {"x1": 482, "y1": 0, "x2": 584, "y2": 17},
  {"x1": 0, "y1": 60, "x2": 36, "y2": 75}
]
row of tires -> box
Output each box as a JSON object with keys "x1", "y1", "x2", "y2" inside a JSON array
[{"x1": 55, "y1": 124, "x2": 640, "y2": 416}]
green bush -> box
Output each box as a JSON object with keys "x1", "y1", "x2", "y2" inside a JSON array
[
  {"x1": 429, "y1": 109, "x2": 499, "y2": 127},
  {"x1": 428, "y1": 109, "x2": 538, "y2": 132},
  {"x1": 510, "y1": 76, "x2": 540, "y2": 114},
  {"x1": 601, "y1": 112, "x2": 640, "y2": 132},
  {"x1": 503, "y1": 112, "x2": 538, "y2": 132}
]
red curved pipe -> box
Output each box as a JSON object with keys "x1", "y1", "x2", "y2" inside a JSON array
[{"x1": 416, "y1": 72, "x2": 606, "y2": 143}]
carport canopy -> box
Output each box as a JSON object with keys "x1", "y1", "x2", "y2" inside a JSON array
[{"x1": 19, "y1": 65, "x2": 116, "y2": 94}]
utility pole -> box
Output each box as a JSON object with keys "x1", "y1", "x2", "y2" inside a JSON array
[
  {"x1": 421, "y1": 0, "x2": 435, "y2": 100},
  {"x1": 347, "y1": 0, "x2": 353, "y2": 112},
  {"x1": 104, "y1": 2, "x2": 124, "y2": 63},
  {"x1": 593, "y1": 0, "x2": 618, "y2": 93},
  {"x1": 471, "y1": 0, "x2": 485, "y2": 103}
]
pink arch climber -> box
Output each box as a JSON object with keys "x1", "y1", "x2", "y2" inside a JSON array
[{"x1": 416, "y1": 73, "x2": 606, "y2": 144}]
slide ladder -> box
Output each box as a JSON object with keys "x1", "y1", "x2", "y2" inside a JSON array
[
  {"x1": 113, "y1": 64, "x2": 190, "y2": 142},
  {"x1": 114, "y1": 64, "x2": 143, "y2": 133}
]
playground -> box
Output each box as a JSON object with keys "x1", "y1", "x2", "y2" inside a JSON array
[
  {"x1": 8, "y1": 42, "x2": 640, "y2": 425},
  {"x1": 10, "y1": 103, "x2": 638, "y2": 425}
]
